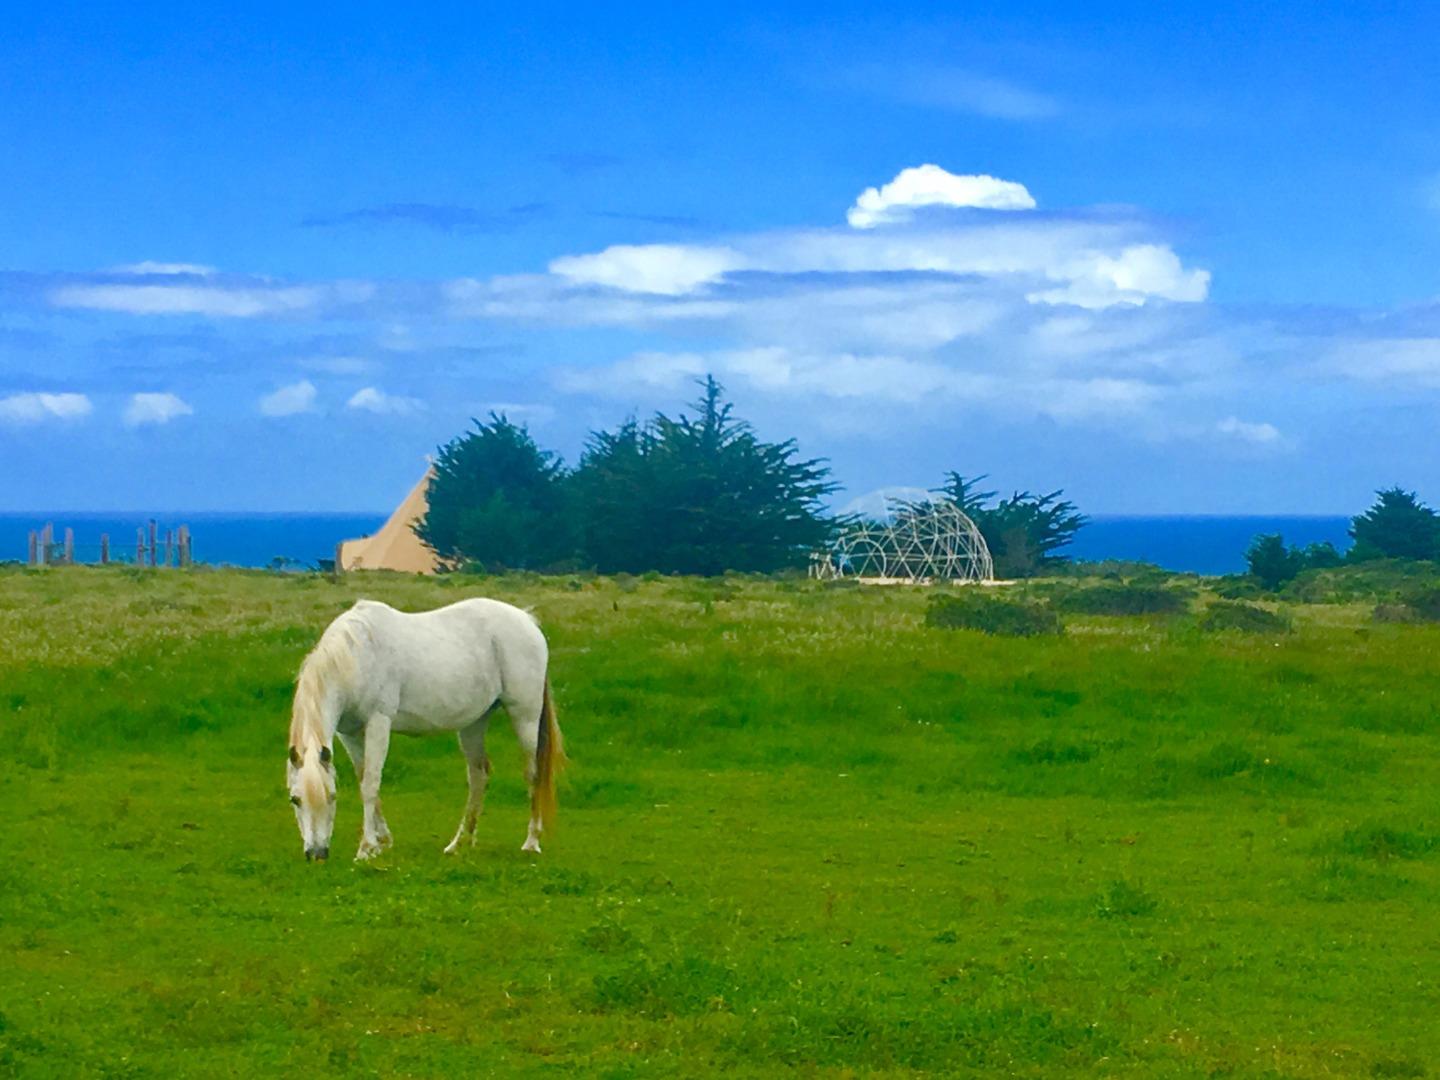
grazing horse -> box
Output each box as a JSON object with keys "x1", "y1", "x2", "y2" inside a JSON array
[{"x1": 285, "y1": 598, "x2": 565, "y2": 861}]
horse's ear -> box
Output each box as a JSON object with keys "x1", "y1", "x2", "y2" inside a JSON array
[
  {"x1": 319, "y1": 746, "x2": 332, "y2": 766},
  {"x1": 289, "y1": 746, "x2": 301, "y2": 767}
]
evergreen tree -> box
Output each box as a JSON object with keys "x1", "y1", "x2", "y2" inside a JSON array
[
  {"x1": 1245, "y1": 533, "x2": 1305, "y2": 590},
  {"x1": 1349, "y1": 487, "x2": 1440, "y2": 561},
  {"x1": 573, "y1": 377, "x2": 838, "y2": 574},
  {"x1": 416, "y1": 413, "x2": 571, "y2": 570},
  {"x1": 936, "y1": 473, "x2": 1087, "y2": 578}
]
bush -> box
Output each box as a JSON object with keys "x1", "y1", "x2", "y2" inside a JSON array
[
  {"x1": 1213, "y1": 575, "x2": 1263, "y2": 600},
  {"x1": 1402, "y1": 586, "x2": 1440, "y2": 621},
  {"x1": 1284, "y1": 559, "x2": 1440, "y2": 604},
  {"x1": 925, "y1": 591, "x2": 1062, "y2": 637},
  {"x1": 1198, "y1": 600, "x2": 1290, "y2": 634},
  {"x1": 1053, "y1": 582, "x2": 1188, "y2": 616},
  {"x1": 1372, "y1": 585, "x2": 1440, "y2": 625}
]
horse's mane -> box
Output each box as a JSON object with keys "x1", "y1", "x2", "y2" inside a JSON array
[{"x1": 289, "y1": 608, "x2": 368, "y2": 750}]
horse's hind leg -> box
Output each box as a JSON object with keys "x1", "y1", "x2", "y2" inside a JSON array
[
  {"x1": 444, "y1": 718, "x2": 491, "y2": 855},
  {"x1": 504, "y1": 691, "x2": 545, "y2": 854}
]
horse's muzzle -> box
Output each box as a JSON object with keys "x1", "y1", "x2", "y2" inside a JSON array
[{"x1": 305, "y1": 846, "x2": 329, "y2": 862}]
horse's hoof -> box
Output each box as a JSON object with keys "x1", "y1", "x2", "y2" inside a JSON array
[
  {"x1": 355, "y1": 845, "x2": 381, "y2": 861},
  {"x1": 521, "y1": 838, "x2": 542, "y2": 854}
]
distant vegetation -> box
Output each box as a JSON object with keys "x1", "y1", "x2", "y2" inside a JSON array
[
  {"x1": 1244, "y1": 486, "x2": 1440, "y2": 592},
  {"x1": 419, "y1": 377, "x2": 1086, "y2": 577},
  {"x1": 420, "y1": 378, "x2": 838, "y2": 575}
]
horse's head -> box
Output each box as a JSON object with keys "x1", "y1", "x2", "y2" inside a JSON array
[{"x1": 286, "y1": 743, "x2": 336, "y2": 861}]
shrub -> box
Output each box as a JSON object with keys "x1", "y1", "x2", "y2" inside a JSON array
[
  {"x1": 1246, "y1": 533, "x2": 1305, "y2": 590},
  {"x1": 1053, "y1": 582, "x2": 1187, "y2": 616},
  {"x1": 1373, "y1": 603, "x2": 1421, "y2": 624},
  {"x1": 1401, "y1": 585, "x2": 1440, "y2": 621},
  {"x1": 1094, "y1": 879, "x2": 1158, "y2": 919},
  {"x1": 1198, "y1": 600, "x2": 1290, "y2": 634},
  {"x1": 925, "y1": 591, "x2": 1062, "y2": 637},
  {"x1": 1213, "y1": 575, "x2": 1263, "y2": 600}
]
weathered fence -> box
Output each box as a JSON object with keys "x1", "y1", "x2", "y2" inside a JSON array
[{"x1": 26, "y1": 521, "x2": 193, "y2": 567}]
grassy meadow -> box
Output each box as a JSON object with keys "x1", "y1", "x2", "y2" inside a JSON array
[{"x1": 2, "y1": 565, "x2": 1439, "y2": 1077}]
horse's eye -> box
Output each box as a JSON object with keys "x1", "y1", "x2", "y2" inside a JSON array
[{"x1": 290, "y1": 796, "x2": 301, "y2": 806}]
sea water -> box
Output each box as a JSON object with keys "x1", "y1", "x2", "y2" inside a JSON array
[{"x1": 0, "y1": 512, "x2": 1352, "y2": 576}]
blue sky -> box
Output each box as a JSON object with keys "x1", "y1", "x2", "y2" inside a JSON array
[{"x1": 4, "y1": 2, "x2": 1440, "y2": 513}]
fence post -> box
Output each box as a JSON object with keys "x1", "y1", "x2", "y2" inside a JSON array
[
  {"x1": 165, "y1": 529, "x2": 173, "y2": 567},
  {"x1": 100, "y1": 534, "x2": 110, "y2": 565},
  {"x1": 64, "y1": 528, "x2": 74, "y2": 565},
  {"x1": 148, "y1": 520, "x2": 158, "y2": 568},
  {"x1": 178, "y1": 525, "x2": 191, "y2": 567},
  {"x1": 137, "y1": 527, "x2": 146, "y2": 566},
  {"x1": 41, "y1": 523, "x2": 53, "y2": 566}
]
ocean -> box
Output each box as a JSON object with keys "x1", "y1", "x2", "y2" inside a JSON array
[{"x1": 1, "y1": 512, "x2": 1352, "y2": 577}]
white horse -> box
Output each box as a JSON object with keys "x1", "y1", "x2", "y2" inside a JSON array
[{"x1": 285, "y1": 597, "x2": 565, "y2": 861}]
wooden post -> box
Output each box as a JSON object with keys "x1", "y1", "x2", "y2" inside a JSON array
[
  {"x1": 137, "y1": 527, "x2": 146, "y2": 566},
  {"x1": 28, "y1": 531, "x2": 37, "y2": 566},
  {"x1": 63, "y1": 528, "x2": 74, "y2": 566},
  {"x1": 41, "y1": 523, "x2": 53, "y2": 566},
  {"x1": 148, "y1": 520, "x2": 158, "y2": 568},
  {"x1": 164, "y1": 529, "x2": 173, "y2": 567},
  {"x1": 100, "y1": 534, "x2": 110, "y2": 565},
  {"x1": 178, "y1": 525, "x2": 191, "y2": 568}
]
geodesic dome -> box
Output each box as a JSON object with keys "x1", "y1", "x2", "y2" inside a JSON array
[{"x1": 811, "y1": 498, "x2": 994, "y2": 583}]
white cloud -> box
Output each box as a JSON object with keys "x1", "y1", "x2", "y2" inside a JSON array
[
  {"x1": 549, "y1": 244, "x2": 744, "y2": 295},
  {"x1": 1328, "y1": 338, "x2": 1440, "y2": 386},
  {"x1": 51, "y1": 283, "x2": 325, "y2": 318},
  {"x1": 124, "y1": 392, "x2": 193, "y2": 427},
  {"x1": 48, "y1": 278, "x2": 374, "y2": 318},
  {"x1": 302, "y1": 356, "x2": 378, "y2": 375},
  {"x1": 346, "y1": 386, "x2": 423, "y2": 415},
  {"x1": 259, "y1": 380, "x2": 318, "y2": 417},
  {"x1": 109, "y1": 261, "x2": 216, "y2": 277},
  {"x1": 1216, "y1": 416, "x2": 1282, "y2": 445},
  {"x1": 555, "y1": 351, "x2": 707, "y2": 394},
  {"x1": 560, "y1": 346, "x2": 1160, "y2": 422},
  {"x1": 1028, "y1": 244, "x2": 1211, "y2": 309},
  {"x1": 847, "y1": 164, "x2": 1036, "y2": 227},
  {"x1": 0, "y1": 392, "x2": 92, "y2": 425}
]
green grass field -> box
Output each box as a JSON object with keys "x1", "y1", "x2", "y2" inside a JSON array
[{"x1": 3, "y1": 566, "x2": 1439, "y2": 1077}]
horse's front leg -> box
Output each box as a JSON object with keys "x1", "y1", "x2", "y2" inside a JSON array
[
  {"x1": 356, "y1": 713, "x2": 392, "y2": 861},
  {"x1": 444, "y1": 718, "x2": 490, "y2": 854}
]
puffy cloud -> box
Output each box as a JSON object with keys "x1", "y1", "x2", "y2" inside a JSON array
[
  {"x1": 346, "y1": 386, "x2": 423, "y2": 415},
  {"x1": 0, "y1": 391, "x2": 92, "y2": 425},
  {"x1": 259, "y1": 380, "x2": 318, "y2": 417},
  {"x1": 124, "y1": 392, "x2": 193, "y2": 427},
  {"x1": 1027, "y1": 244, "x2": 1211, "y2": 308},
  {"x1": 549, "y1": 244, "x2": 744, "y2": 295},
  {"x1": 847, "y1": 164, "x2": 1036, "y2": 227}
]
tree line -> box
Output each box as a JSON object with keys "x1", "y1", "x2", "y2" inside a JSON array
[
  {"x1": 1244, "y1": 486, "x2": 1440, "y2": 590},
  {"x1": 415, "y1": 377, "x2": 1086, "y2": 577}
]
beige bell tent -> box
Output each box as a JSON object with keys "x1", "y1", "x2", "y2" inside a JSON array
[{"x1": 338, "y1": 468, "x2": 444, "y2": 574}]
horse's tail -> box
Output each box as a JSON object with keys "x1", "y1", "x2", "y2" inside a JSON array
[{"x1": 531, "y1": 677, "x2": 567, "y2": 833}]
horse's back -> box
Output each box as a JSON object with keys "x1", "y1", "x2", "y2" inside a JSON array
[{"x1": 335, "y1": 597, "x2": 547, "y2": 730}]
